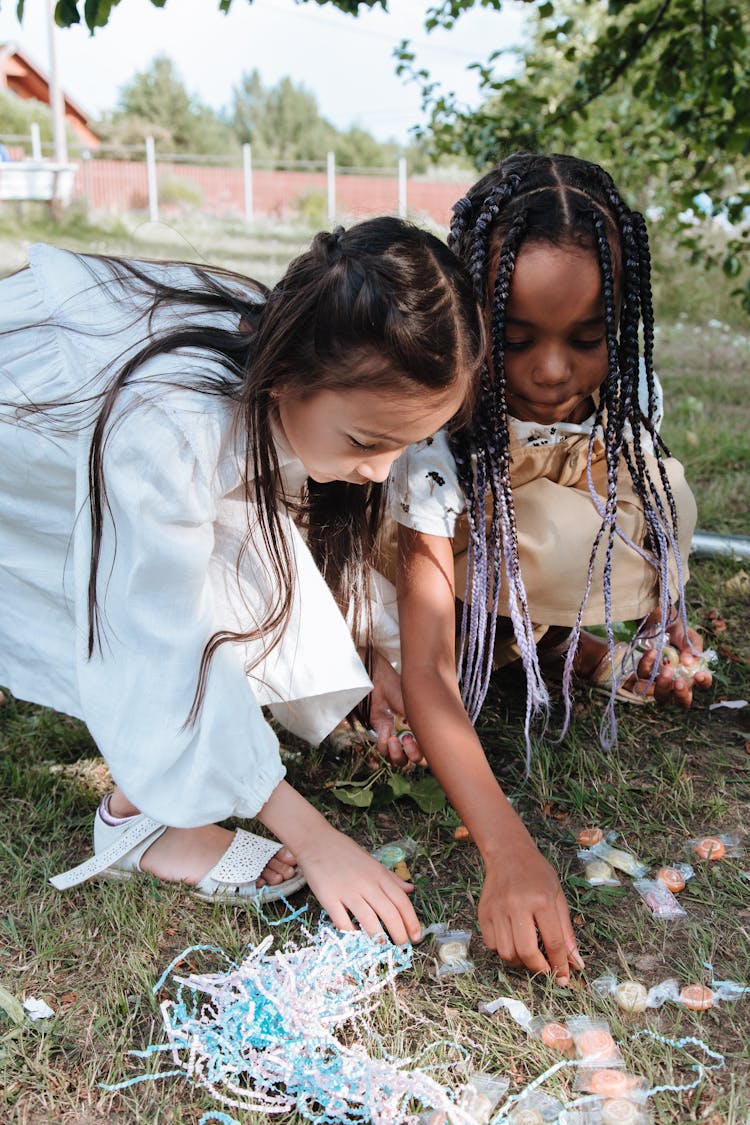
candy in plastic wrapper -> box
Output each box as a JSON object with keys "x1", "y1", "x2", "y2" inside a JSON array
[
  {"x1": 688, "y1": 833, "x2": 742, "y2": 862},
  {"x1": 432, "y1": 928, "x2": 474, "y2": 979},
  {"x1": 562, "y1": 1096, "x2": 653, "y2": 1125},
  {"x1": 677, "y1": 984, "x2": 716, "y2": 1010},
  {"x1": 633, "y1": 878, "x2": 687, "y2": 919},
  {"x1": 371, "y1": 836, "x2": 418, "y2": 869},
  {"x1": 576, "y1": 827, "x2": 605, "y2": 847},
  {"x1": 591, "y1": 972, "x2": 663, "y2": 1013},
  {"x1": 506, "y1": 1088, "x2": 564, "y2": 1124},
  {"x1": 578, "y1": 850, "x2": 621, "y2": 887},
  {"x1": 600, "y1": 1099, "x2": 653, "y2": 1125},
  {"x1": 614, "y1": 980, "x2": 649, "y2": 1013},
  {"x1": 589, "y1": 840, "x2": 648, "y2": 879},
  {"x1": 654, "y1": 863, "x2": 693, "y2": 893},
  {"x1": 453, "y1": 1073, "x2": 510, "y2": 1125},
  {"x1": 567, "y1": 1016, "x2": 623, "y2": 1066},
  {"x1": 573, "y1": 1067, "x2": 648, "y2": 1099},
  {"x1": 528, "y1": 1015, "x2": 575, "y2": 1056},
  {"x1": 658, "y1": 642, "x2": 717, "y2": 685}
]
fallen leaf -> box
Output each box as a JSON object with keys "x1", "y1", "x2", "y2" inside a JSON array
[
  {"x1": 573, "y1": 914, "x2": 586, "y2": 928},
  {"x1": 0, "y1": 982, "x2": 25, "y2": 1024}
]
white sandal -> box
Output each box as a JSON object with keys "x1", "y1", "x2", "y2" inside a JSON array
[{"x1": 50, "y1": 805, "x2": 307, "y2": 904}]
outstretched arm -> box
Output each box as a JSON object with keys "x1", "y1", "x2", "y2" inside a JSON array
[
  {"x1": 397, "y1": 526, "x2": 583, "y2": 982},
  {"x1": 257, "y1": 779, "x2": 421, "y2": 946}
]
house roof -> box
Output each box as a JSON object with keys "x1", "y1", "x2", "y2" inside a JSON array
[{"x1": 0, "y1": 41, "x2": 99, "y2": 146}]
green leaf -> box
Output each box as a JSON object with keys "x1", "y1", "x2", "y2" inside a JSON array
[
  {"x1": 331, "y1": 785, "x2": 373, "y2": 808},
  {"x1": 54, "y1": 0, "x2": 81, "y2": 27},
  {"x1": 407, "y1": 775, "x2": 447, "y2": 813},
  {"x1": 0, "y1": 982, "x2": 25, "y2": 1025},
  {"x1": 722, "y1": 254, "x2": 741, "y2": 279},
  {"x1": 387, "y1": 773, "x2": 414, "y2": 799}
]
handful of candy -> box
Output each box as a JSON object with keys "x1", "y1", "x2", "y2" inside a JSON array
[{"x1": 658, "y1": 642, "x2": 717, "y2": 685}]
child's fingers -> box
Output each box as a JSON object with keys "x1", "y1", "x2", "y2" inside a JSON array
[
  {"x1": 542, "y1": 906, "x2": 583, "y2": 983},
  {"x1": 510, "y1": 914, "x2": 553, "y2": 978},
  {"x1": 399, "y1": 733, "x2": 425, "y2": 764}
]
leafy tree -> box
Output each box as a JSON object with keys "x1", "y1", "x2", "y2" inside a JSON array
[
  {"x1": 231, "y1": 69, "x2": 405, "y2": 167},
  {"x1": 232, "y1": 71, "x2": 335, "y2": 162},
  {"x1": 0, "y1": 89, "x2": 78, "y2": 153},
  {"x1": 113, "y1": 55, "x2": 238, "y2": 154},
  {"x1": 396, "y1": 0, "x2": 750, "y2": 310}
]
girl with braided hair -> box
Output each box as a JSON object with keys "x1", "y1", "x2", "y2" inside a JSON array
[
  {"x1": 0, "y1": 218, "x2": 482, "y2": 945},
  {"x1": 382, "y1": 153, "x2": 705, "y2": 980}
]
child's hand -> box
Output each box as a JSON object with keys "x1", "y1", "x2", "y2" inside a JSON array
[
  {"x1": 368, "y1": 649, "x2": 424, "y2": 767},
  {"x1": 638, "y1": 625, "x2": 713, "y2": 708},
  {"x1": 479, "y1": 840, "x2": 583, "y2": 985},
  {"x1": 297, "y1": 823, "x2": 422, "y2": 946}
]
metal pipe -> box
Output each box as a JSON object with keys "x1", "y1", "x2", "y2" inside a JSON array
[{"x1": 690, "y1": 531, "x2": 750, "y2": 560}]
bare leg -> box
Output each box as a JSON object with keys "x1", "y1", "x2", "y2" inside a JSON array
[{"x1": 108, "y1": 786, "x2": 298, "y2": 887}]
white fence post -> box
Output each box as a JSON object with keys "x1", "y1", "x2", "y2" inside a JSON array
[
  {"x1": 145, "y1": 135, "x2": 159, "y2": 222},
  {"x1": 242, "y1": 143, "x2": 253, "y2": 223},
  {"x1": 398, "y1": 156, "x2": 407, "y2": 218},
  {"x1": 30, "y1": 122, "x2": 42, "y2": 160},
  {"x1": 327, "y1": 150, "x2": 336, "y2": 225}
]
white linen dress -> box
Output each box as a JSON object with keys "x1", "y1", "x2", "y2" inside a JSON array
[{"x1": 0, "y1": 244, "x2": 377, "y2": 828}]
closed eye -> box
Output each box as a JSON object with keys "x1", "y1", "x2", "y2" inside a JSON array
[
  {"x1": 348, "y1": 435, "x2": 375, "y2": 451},
  {"x1": 573, "y1": 337, "x2": 605, "y2": 350}
]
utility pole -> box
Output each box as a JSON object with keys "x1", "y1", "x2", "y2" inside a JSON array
[{"x1": 47, "y1": 0, "x2": 68, "y2": 164}]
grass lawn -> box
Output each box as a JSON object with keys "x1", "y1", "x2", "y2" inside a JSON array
[{"x1": 1, "y1": 208, "x2": 749, "y2": 1124}]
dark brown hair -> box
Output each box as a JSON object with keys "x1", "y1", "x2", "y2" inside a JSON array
[{"x1": 17, "y1": 218, "x2": 482, "y2": 720}]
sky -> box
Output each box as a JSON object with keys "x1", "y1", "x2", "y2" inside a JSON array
[{"x1": 0, "y1": 0, "x2": 527, "y2": 143}]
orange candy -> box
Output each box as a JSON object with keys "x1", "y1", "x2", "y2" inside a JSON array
[
  {"x1": 656, "y1": 866, "x2": 686, "y2": 892},
  {"x1": 453, "y1": 825, "x2": 471, "y2": 842},
  {"x1": 540, "y1": 1021, "x2": 574, "y2": 1055},
  {"x1": 679, "y1": 984, "x2": 715, "y2": 1010},
  {"x1": 577, "y1": 827, "x2": 604, "y2": 847},
  {"x1": 588, "y1": 1069, "x2": 635, "y2": 1097},
  {"x1": 693, "y1": 836, "x2": 726, "y2": 861},
  {"x1": 575, "y1": 1027, "x2": 618, "y2": 1063}
]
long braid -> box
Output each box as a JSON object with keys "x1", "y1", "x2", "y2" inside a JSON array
[
  {"x1": 449, "y1": 170, "x2": 549, "y2": 758},
  {"x1": 592, "y1": 167, "x2": 692, "y2": 683}
]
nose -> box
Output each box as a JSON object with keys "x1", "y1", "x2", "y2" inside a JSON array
[
  {"x1": 534, "y1": 344, "x2": 570, "y2": 385},
  {"x1": 357, "y1": 449, "x2": 403, "y2": 484}
]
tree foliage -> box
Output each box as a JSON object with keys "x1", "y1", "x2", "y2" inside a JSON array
[
  {"x1": 103, "y1": 54, "x2": 238, "y2": 154},
  {"x1": 396, "y1": 0, "x2": 750, "y2": 309},
  {"x1": 91, "y1": 56, "x2": 417, "y2": 168},
  {"x1": 36, "y1": 0, "x2": 385, "y2": 34}
]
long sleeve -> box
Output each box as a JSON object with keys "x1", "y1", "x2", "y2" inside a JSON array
[{"x1": 73, "y1": 391, "x2": 286, "y2": 828}]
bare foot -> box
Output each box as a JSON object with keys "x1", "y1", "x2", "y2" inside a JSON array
[{"x1": 107, "y1": 788, "x2": 298, "y2": 887}]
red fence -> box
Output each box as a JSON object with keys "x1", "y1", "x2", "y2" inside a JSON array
[{"x1": 72, "y1": 158, "x2": 471, "y2": 226}]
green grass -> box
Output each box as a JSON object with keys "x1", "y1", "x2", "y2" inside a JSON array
[{"x1": 1, "y1": 214, "x2": 749, "y2": 1123}]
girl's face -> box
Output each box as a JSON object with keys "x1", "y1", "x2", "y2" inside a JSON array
[
  {"x1": 495, "y1": 241, "x2": 608, "y2": 426},
  {"x1": 276, "y1": 380, "x2": 466, "y2": 485}
]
